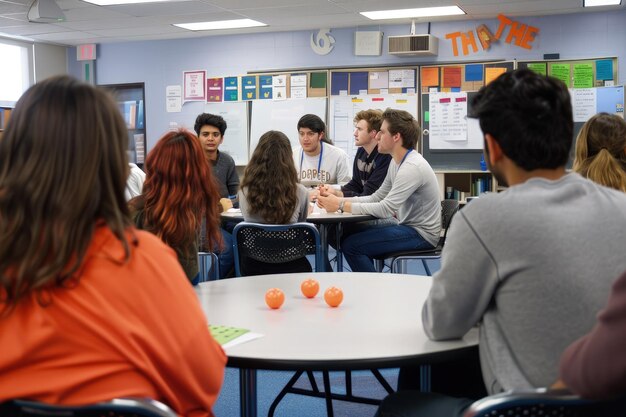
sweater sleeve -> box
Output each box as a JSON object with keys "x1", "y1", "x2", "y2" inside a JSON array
[
  {"x1": 422, "y1": 210, "x2": 500, "y2": 340},
  {"x1": 359, "y1": 154, "x2": 391, "y2": 197},
  {"x1": 226, "y1": 161, "x2": 240, "y2": 197},
  {"x1": 559, "y1": 270, "x2": 626, "y2": 399}
]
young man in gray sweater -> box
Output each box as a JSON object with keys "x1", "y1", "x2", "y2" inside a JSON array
[{"x1": 376, "y1": 69, "x2": 626, "y2": 416}]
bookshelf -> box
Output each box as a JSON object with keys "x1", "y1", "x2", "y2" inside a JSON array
[
  {"x1": 99, "y1": 83, "x2": 146, "y2": 167},
  {"x1": 435, "y1": 170, "x2": 502, "y2": 203}
]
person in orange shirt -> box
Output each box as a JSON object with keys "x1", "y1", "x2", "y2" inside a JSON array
[{"x1": 0, "y1": 76, "x2": 226, "y2": 417}]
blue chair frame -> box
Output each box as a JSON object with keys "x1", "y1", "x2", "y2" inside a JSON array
[
  {"x1": 198, "y1": 251, "x2": 220, "y2": 282},
  {"x1": 0, "y1": 398, "x2": 177, "y2": 417},
  {"x1": 232, "y1": 222, "x2": 323, "y2": 277},
  {"x1": 463, "y1": 388, "x2": 626, "y2": 417}
]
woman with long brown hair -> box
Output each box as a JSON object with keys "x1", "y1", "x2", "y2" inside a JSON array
[
  {"x1": 573, "y1": 112, "x2": 626, "y2": 192},
  {"x1": 129, "y1": 129, "x2": 222, "y2": 284},
  {"x1": 238, "y1": 130, "x2": 312, "y2": 275},
  {"x1": 0, "y1": 76, "x2": 225, "y2": 415}
]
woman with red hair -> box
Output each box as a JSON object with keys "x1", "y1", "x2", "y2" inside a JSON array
[{"x1": 129, "y1": 129, "x2": 222, "y2": 284}]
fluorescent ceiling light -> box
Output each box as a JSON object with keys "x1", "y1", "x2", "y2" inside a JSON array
[
  {"x1": 174, "y1": 19, "x2": 267, "y2": 31},
  {"x1": 361, "y1": 6, "x2": 465, "y2": 20},
  {"x1": 82, "y1": 0, "x2": 173, "y2": 5},
  {"x1": 583, "y1": 0, "x2": 621, "y2": 6}
]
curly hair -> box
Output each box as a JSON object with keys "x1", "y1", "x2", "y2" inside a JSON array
[
  {"x1": 241, "y1": 131, "x2": 299, "y2": 224},
  {"x1": 138, "y1": 129, "x2": 222, "y2": 254},
  {"x1": 573, "y1": 113, "x2": 626, "y2": 192},
  {"x1": 0, "y1": 76, "x2": 131, "y2": 310},
  {"x1": 194, "y1": 113, "x2": 227, "y2": 137}
]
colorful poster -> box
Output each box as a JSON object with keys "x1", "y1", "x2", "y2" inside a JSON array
[
  {"x1": 549, "y1": 64, "x2": 571, "y2": 87},
  {"x1": 464, "y1": 64, "x2": 483, "y2": 82},
  {"x1": 421, "y1": 67, "x2": 439, "y2": 87},
  {"x1": 183, "y1": 70, "x2": 206, "y2": 101},
  {"x1": 442, "y1": 67, "x2": 462, "y2": 88},
  {"x1": 485, "y1": 67, "x2": 506, "y2": 85},
  {"x1": 595, "y1": 59, "x2": 614, "y2": 81},
  {"x1": 224, "y1": 76, "x2": 239, "y2": 101},
  {"x1": 573, "y1": 63, "x2": 593, "y2": 88},
  {"x1": 527, "y1": 63, "x2": 547, "y2": 76},
  {"x1": 241, "y1": 75, "x2": 257, "y2": 100},
  {"x1": 206, "y1": 77, "x2": 223, "y2": 102},
  {"x1": 259, "y1": 75, "x2": 273, "y2": 99}
]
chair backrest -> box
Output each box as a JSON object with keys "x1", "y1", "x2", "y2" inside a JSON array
[
  {"x1": 438, "y1": 199, "x2": 460, "y2": 247},
  {"x1": 463, "y1": 389, "x2": 626, "y2": 417},
  {"x1": 232, "y1": 222, "x2": 322, "y2": 277},
  {"x1": 198, "y1": 251, "x2": 220, "y2": 282},
  {"x1": 0, "y1": 398, "x2": 177, "y2": 417}
]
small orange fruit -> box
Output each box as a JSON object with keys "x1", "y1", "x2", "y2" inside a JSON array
[
  {"x1": 324, "y1": 286, "x2": 343, "y2": 307},
  {"x1": 301, "y1": 279, "x2": 320, "y2": 298},
  {"x1": 265, "y1": 288, "x2": 285, "y2": 309}
]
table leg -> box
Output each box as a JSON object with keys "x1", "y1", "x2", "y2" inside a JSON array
[
  {"x1": 335, "y1": 223, "x2": 343, "y2": 272},
  {"x1": 318, "y1": 224, "x2": 329, "y2": 272},
  {"x1": 239, "y1": 368, "x2": 257, "y2": 417}
]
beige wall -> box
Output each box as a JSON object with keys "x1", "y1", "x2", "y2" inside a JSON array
[{"x1": 34, "y1": 43, "x2": 67, "y2": 82}]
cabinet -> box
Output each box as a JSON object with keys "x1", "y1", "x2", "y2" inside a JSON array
[
  {"x1": 435, "y1": 170, "x2": 504, "y2": 203},
  {"x1": 99, "y1": 83, "x2": 146, "y2": 167}
]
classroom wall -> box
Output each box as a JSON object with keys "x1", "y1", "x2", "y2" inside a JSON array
[
  {"x1": 34, "y1": 43, "x2": 68, "y2": 82},
  {"x1": 67, "y1": 9, "x2": 626, "y2": 152}
]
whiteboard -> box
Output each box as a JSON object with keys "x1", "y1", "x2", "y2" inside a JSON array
[
  {"x1": 329, "y1": 94, "x2": 418, "y2": 162},
  {"x1": 204, "y1": 101, "x2": 249, "y2": 165},
  {"x1": 249, "y1": 98, "x2": 327, "y2": 154}
]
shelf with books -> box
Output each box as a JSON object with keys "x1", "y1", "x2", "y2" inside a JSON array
[
  {"x1": 435, "y1": 170, "x2": 500, "y2": 203},
  {"x1": 99, "y1": 83, "x2": 146, "y2": 167}
]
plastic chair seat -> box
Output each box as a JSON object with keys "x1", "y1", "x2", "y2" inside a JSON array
[{"x1": 0, "y1": 398, "x2": 177, "y2": 417}]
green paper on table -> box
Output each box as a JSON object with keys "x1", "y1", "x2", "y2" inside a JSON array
[{"x1": 209, "y1": 325, "x2": 250, "y2": 345}]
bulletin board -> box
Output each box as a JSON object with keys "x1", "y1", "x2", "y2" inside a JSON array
[
  {"x1": 518, "y1": 57, "x2": 618, "y2": 88},
  {"x1": 330, "y1": 67, "x2": 418, "y2": 96},
  {"x1": 329, "y1": 94, "x2": 419, "y2": 161}
]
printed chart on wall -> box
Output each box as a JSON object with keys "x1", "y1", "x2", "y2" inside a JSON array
[
  {"x1": 329, "y1": 94, "x2": 418, "y2": 161},
  {"x1": 428, "y1": 92, "x2": 482, "y2": 150},
  {"x1": 570, "y1": 86, "x2": 624, "y2": 123},
  {"x1": 204, "y1": 101, "x2": 249, "y2": 165}
]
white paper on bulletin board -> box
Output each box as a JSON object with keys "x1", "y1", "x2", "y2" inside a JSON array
[
  {"x1": 428, "y1": 92, "x2": 483, "y2": 150},
  {"x1": 249, "y1": 97, "x2": 327, "y2": 154},
  {"x1": 204, "y1": 101, "x2": 249, "y2": 165},
  {"x1": 329, "y1": 94, "x2": 418, "y2": 163}
]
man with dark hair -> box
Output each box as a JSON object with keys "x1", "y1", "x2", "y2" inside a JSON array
[
  {"x1": 317, "y1": 108, "x2": 441, "y2": 272},
  {"x1": 375, "y1": 69, "x2": 626, "y2": 417},
  {"x1": 194, "y1": 113, "x2": 239, "y2": 203},
  {"x1": 194, "y1": 112, "x2": 237, "y2": 278},
  {"x1": 293, "y1": 114, "x2": 350, "y2": 187}
]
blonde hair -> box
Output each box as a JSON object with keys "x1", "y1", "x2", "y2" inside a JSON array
[{"x1": 573, "y1": 113, "x2": 626, "y2": 192}]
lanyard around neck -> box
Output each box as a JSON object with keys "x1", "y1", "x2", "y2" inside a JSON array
[
  {"x1": 399, "y1": 148, "x2": 412, "y2": 167},
  {"x1": 300, "y1": 141, "x2": 324, "y2": 180}
]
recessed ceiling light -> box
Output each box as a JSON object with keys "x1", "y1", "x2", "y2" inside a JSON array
[
  {"x1": 173, "y1": 19, "x2": 267, "y2": 31},
  {"x1": 82, "y1": 0, "x2": 173, "y2": 5},
  {"x1": 583, "y1": 0, "x2": 621, "y2": 6},
  {"x1": 360, "y1": 6, "x2": 466, "y2": 20}
]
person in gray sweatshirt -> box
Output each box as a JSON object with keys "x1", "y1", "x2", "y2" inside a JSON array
[{"x1": 375, "y1": 69, "x2": 626, "y2": 417}]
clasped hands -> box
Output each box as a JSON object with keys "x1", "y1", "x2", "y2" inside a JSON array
[{"x1": 314, "y1": 184, "x2": 342, "y2": 213}]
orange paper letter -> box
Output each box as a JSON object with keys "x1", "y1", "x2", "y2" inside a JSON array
[
  {"x1": 494, "y1": 14, "x2": 512, "y2": 40},
  {"x1": 460, "y1": 31, "x2": 478, "y2": 56},
  {"x1": 520, "y1": 25, "x2": 539, "y2": 49},
  {"x1": 445, "y1": 32, "x2": 462, "y2": 57}
]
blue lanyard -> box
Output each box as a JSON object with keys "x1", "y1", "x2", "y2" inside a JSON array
[
  {"x1": 399, "y1": 148, "x2": 412, "y2": 167},
  {"x1": 300, "y1": 141, "x2": 324, "y2": 181}
]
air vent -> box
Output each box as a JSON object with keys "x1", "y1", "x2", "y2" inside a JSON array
[{"x1": 388, "y1": 34, "x2": 438, "y2": 56}]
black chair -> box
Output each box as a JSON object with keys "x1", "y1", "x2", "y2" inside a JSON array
[
  {"x1": 374, "y1": 199, "x2": 460, "y2": 275},
  {"x1": 463, "y1": 388, "x2": 626, "y2": 417},
  {"x1": 0, "y1": 398, "x2": 177, "y2": 417},
  {"x1": 232, "y1": 222, "x2": 323, "y2": 277}
]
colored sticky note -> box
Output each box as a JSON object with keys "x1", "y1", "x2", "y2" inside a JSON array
[
  {"x1": 465, "y1": 64, "x2": 483, "y2": 82},
  {"x1": 573, "y1": 64, "x2": 594, "y2": 88},
  {"x1": 424, "y1": 111, "x2": 429, "y2": 122},
  {"x1": 485, "y1": 67, "x2": 506, "y2": 85},
  {"x1": 422, "y1": 67, "x2": 439, "y2": 87},
  {"x1": 549, "y1": 64, "x2": 571, "y2": 87},
  {"x1": 527, "y1": 63, "x2": 547, "y2": 76},
  {"x1": 309, "y1": 72, "x2": 327, "y2": 89},
  {"x1": 209, "y1": 325, "x2": 250, "y2": 345},
  {"x1": 442, "y1": 66, "x2": 462, "y2": 88},
  {"x1": 595, "y1": 59, "x2": 613, "y2": 81}
]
